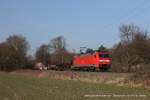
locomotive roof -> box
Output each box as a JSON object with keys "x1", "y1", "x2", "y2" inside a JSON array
[{"x1": 76, "y1": 50, "x2": 109, "y2": 56}]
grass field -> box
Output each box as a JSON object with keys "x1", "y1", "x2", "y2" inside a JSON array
[{"x1": 0, "y1": 72, "x2": 150, "y2": 100}]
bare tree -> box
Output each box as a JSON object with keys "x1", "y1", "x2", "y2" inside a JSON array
[
  {"x1": 112, "y1": 24, "x2": 150, "y2": 72},
  {"x1": 6, "y1": 35, "x2": 29, "y2": 56},
  {"x1": 50, "y1": 36, "x2": 66, "y2": 53},
  {"x1": 0, "y1": 34, "x2": 29, "y2": 71},
  {"x1": 49, "y1": 36, "x2": 67, "y2": 65},
  {"x1": 35, "y1": 44, "x2": 50, "y2": 66},
  {"x1": 6, "y1": 35, "x2": 29, "y2": 69}
]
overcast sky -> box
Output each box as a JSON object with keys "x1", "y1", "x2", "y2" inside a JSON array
[{"x1": 0, "y1": 0, "x2": 150, "y2": 53}]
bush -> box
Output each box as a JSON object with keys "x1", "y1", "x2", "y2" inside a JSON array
[
  {"x1": 133, "y1": 64, "x2": 150, "y2": 79},
  {"x1": 111, "y1": 24, "x2": 150, "y2": 73}
]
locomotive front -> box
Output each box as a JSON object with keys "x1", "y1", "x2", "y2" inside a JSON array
[{"x1": 98, "y1": 52, "x2": 111, "y2": 71}]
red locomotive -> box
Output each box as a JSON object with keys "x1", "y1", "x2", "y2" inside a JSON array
[{"x1": 71, "y1": 50, "x2": 111, "y2": 71}]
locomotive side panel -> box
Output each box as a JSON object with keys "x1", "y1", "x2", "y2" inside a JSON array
[
  {"x1": 72, "y1": 51, "x2": 111, "y2": 71},
  {"x1": 72, "y1": 52, "x2": 99, "y2": 70}
]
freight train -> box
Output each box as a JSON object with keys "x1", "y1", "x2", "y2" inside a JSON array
[
  {"x1": 71, "y1": 50, "x2": 111, "y2": 71},
  {"x1": 35, "y1": 50, "x2": 111, "y2": 71}
]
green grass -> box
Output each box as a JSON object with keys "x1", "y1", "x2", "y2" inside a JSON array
[{"x1": 0, "y1": 72, "x2": 149, "y2": 100}]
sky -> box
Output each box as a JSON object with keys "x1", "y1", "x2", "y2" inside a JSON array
[{"x1": 0, "y1": 0, "x2": 150, "y2": 54}]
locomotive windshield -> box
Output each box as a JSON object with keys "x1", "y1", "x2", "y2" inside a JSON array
[{"x1": 99, "y1": 54, "x2": 109, "y2": 58}]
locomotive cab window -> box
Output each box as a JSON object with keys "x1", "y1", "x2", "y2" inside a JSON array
[{"x1": 99, "y1": 54, "x2": 109, "y2": 58}]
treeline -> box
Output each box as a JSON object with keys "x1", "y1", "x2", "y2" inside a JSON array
[
  {"x1": 111, "y1": 24, "x2": 150, "y2": 79},
  {"x1": 35, "y1": 36, "x2": 73, "y2": 70},
  {"x1": 0, "y1": 24, "x2": 150, "y2": 77},
  {"x1": 0, "y1": 35, "x2": 73, "y2": 71}
]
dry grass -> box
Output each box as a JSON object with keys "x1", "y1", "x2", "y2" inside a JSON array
[
  {"x1": 11, "y1": 70, "x2": 150, "y2": 88},
  {"x1": 0, "y1": 72, "x2": 150, "y2": 100}
]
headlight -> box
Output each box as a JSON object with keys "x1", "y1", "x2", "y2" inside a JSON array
[{"x1": 99, "y1": 60, "x2": 110, "y2": 62}]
